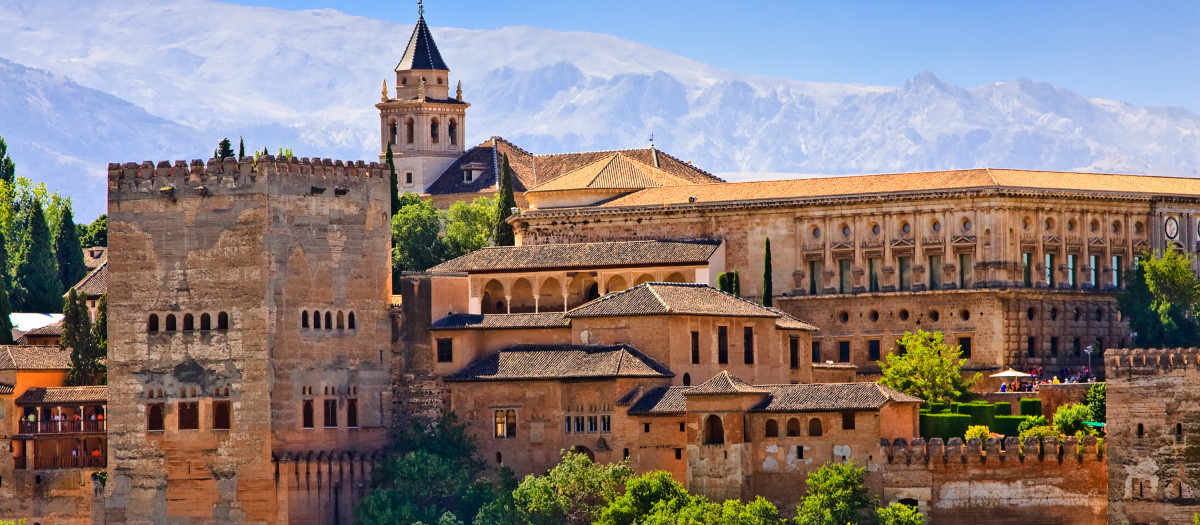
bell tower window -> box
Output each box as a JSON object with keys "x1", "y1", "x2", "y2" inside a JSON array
[
  {"x1": 388, "y1": 121, "x2": 397, "y2": 144},
  {"x1": 448, "y1": 119, "x2": 458, "y2": 146},
  {"x1": 405, "y1": 118, "x2": 414, "y2": 144}
]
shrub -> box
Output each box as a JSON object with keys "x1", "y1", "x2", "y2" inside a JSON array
[
  {"x1": 927, "y1": 402, "x2": 948, "y2": 413},
  {"x1": 1053, "y1": 404, "x2": 1093, "y2": 436},
  {"x1": 877, "y1": 503, "x2": 924, "y2": 525},
  {"x1": 992, "y1": 416, "x2": 1026, "y2": 438},
  {"x1": 1085, "y1": 383, "x2": 1106, "y2": 423},
  {"x1": 1019, "y1": 398, "x2": 1043, "y2": 417},
  {"x1": 1019, "y1": 425, "x2": 1061, "y2": 444},
  {"x1": 993, "y1": 402, "x2": 1012, "y2": 416},
  {"x1": 923, "y1": 413, "x2": 972, "y2": 441},
  {"x1": 1018, "y1": 415, "x2": 1049, "y2": 434},
  {"x1": 964, "y1": 425, "x2": 991, "y2": 442},
  {"x1": 958, "y1": 403, "x2": 995, "y2": 428}
]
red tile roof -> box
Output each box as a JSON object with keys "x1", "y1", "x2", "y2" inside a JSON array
[
  {"x1": 429, "y1": 239, "x2": 720, "y2": 273},
  {"x1": 431, "y1": 312, "x2": 570, "y2": 330},
  {"x1": 446, "y1": 344, "x2": 673, "y2": 381},
  {"x1": 72, "y1": 260, "x2": 107, "y2": 298},
  {"x1": 15, "y1": 386, "x2": 107, "y2": 406},
  {"x1": 567, "y1": 283, "x2": 813, "y2": 325},
  {"x1": 684, "y1": 370, "x2": 768, "y2": 395},
  {"x1": 0, "y1": 346, "x2": 71, "y2": 370}
]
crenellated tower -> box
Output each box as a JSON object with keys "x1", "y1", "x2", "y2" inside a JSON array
[{"x1": 377, "y1": 4, "x2": 469, "y2": 193}]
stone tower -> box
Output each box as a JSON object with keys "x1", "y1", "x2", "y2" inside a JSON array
[
  {"x1": 104, "y1": 157, "x2": 393, "y2": 524},
  {"x1": 377, "y1": 7, "x2": 469, "y2": 193}
]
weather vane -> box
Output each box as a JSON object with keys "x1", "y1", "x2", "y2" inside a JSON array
[
  {"x1": 649, "y1": 132, "x2": 655, "y2": 147},
  {"x1": 418, "y1": 0, "x2": 424, "y2": 17}
]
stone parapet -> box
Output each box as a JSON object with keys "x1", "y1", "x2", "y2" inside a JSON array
[
  {"x1": 1107, "y1": 347, "x2": 1200, "y2": 371},
  {"x1": 880, "y1": 435, "x2": 1104, "y2": 466},
  {"x1": 107, "y1": 156, "x2": 385, "y2": 201}
]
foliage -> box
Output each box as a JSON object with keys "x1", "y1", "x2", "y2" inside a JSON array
[
  {"x1": 1118, "y1": 250, "x2": 1200, "y2": 347},
  {"x1": 442, "y1": 197, "x2": 497, "y2": 260},
  {"x1": 0, "y1": 227, "x2": 12, "y2": 345},
  {"x1": 794, "y1": 461, "x2": 874, "y2": 525},
  {"x1": 876, "y1": 503, "x2": 924, "y2": 525},
  {"x1": 596, "y1": 470, "x2": 690, "y2": 525},
  {"x1": 12, "y1": 199, "x2": 63, "y2": 312},
  {"x1": 1018, "y1": 398, "x2": 1042, "y2": 417},
  {"x1": 919, "y1": 413, "x2": 971, "y2": 441},
  {"x1": 991, "y1": 415, "x2": 1026, "y2": 438},
  {"x1": 965, "y1": 425, "x2": 991, "y2": 442},
  {"x1": 387, "y1": 143, "x2": 401, "y2": 216},
  {"x1": 214, "y1": 138, "x2": 235, "y2": 160},
  {"x1": 762, "y1": 237, "x2": 773, "y2": 307},
  {"x1": 53, "y1": 204, "x2": 87, "y2": 292},
  {"x1": 238, "y1": 137, "x2": 245, "y2": 161},
  {"x1": 718, "y1": 272, "x2": 733, "y2": 294},
  {"x1": 89, "y1": 293, "x2": 108, "y2": 384},
  {"x1": 392, "y1": 193, "x2": 444, "y2": 273},
  {"x1": 493, "y1": 154, "x2": 517, "y2": 247},
  {"x1": 77, "y1": 214, "x2": 107, "y2": 248},
  {"x1": 878, "y1": 330, "x2": 980, "y2": 402},
  {"x1": 0, "y1": 135, "x2": 15, "y2": 184},
  {"x1": 1018, "y1": 425, "x2": 1060, "y2": 442},
  {"x1": 957, "y1": 403, "x2": 995, "y2": 428},
  {"x1": 1084, "y1": 383, "x2": 1106, "y2": 424},
  {"x1": 0, "y1": 519, "x2": 27, "y2": 525},
  {"x1": 731, "y1": 270, "x2": 740, "y2": 296},
  {"x1": 1018, "y1": 415, "x2": 1049, "y2": 434},
  {"x1": 63, "y1": 288, "x2": 102, "y2": 386},
  {"x1": 1052, "y1": 403, "x2": 1093, "y2": 436},
  {"x1": 993, "y1": 402, "x2": 1012, "y2": 416},
  {"x1": 509, "y1": 451, "x2": 633, "y2": 525}
]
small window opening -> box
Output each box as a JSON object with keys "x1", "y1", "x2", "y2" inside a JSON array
[
  {"x1": 166, "y1": 314, "x2": 177, "y2": 332},
  {"x1": 183, "y1": 314, "x2": 194, "y2": 331},
  {"x1": 348, "y1": 312, "x2": 356, "y2": 329},
  {"x1": 200, "y1": 313, "x2": 211, "y2": 331},
  {"x1": 148, "y1": 314, "x2": 159, "y2": 332},
  {"x1": 218, "y1": 312, "x2": 229, "y2": 330}
]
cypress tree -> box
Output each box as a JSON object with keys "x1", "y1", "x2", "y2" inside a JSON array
[
  {"x1": 238, "y1": 137, "x2": 246, "y2": 161},
  {"x1": 63, "y1": 288, "x2": 96, "y2": 386},
  {"x1": 12, "y1": 200, "x2": 63, "y2": 312},
  {"x1": 53, "y1": 204, "x2": 87, "y2": 292},
  {"x1": 89, "y1": 293, "x2": 108, "y2": 384},
  {"x1": 387, "y1": 143, "x2": 401, "y2": 215},
  {"x1": 0, "y1": 228, "x2": 13, "y2": 344},
  {"x1": 216, "y1": 138, "x2": 235, "y2": 160},
  {"x1": 493, "y1": 154, "x2": 517, "y2": 246},
  {"x1": 0, "y1": 136, "x2": 14, "y2": 185},
  {"x1": 731, "y1": 270, "x2": 741, "y2": 297},
  {"x1": 718, "y1": 272, "x2": 732, "y2": 294},
  {"x1": 762, "y1": 237, "x2": 774, "y2": 307}
]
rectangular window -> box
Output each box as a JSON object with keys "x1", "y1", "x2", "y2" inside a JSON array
[
  {"x1": 213, "y1": 400, "x2": 231, "y2": 430},
  {"x1": 405, "y1": 172, "x2": 413, "y2": 185},
  {"x1": 1046, "y1": 253, "x2": 1056, "y2": 287},
  {"x1": 717, "y1": 326, "x2": 728, "y2": 364},
  {"x1": 808, "y1": 261, "x2": 822, "y2": 295},
  {"x1": 868, "y1": 340, "x2": 881, "y2": 362},
  {"x1": 324, "y1": 399, "x2": 338, "y2": 428},
  {"x1": 838, "y1": 341, "x2": 850, "y2": 363},
  {"x1": 1067, "y1": 254, "x2": 1077, "y2": 288},
  {"x1": 743, "y1": 326, "x2": 755, "y2": 364},
  {"x1": 1095, "y1": 339, "x2": 1104, "y2": 355},
  {"x1": 958, "y1": 337, "x2": 972, "y2": 359},
  {"x1": 178, "y1": 402, "x2": 199, "y2": 430},
  {"x1": 436, "y1": 338, "x2": 453, "y2": 363},
  {"x1": 1113, "y1": 256, "x2": 1123, "y2": 288},
  {"x1": 1073, "y1": 337, "x2": 1082, "y2": 357},
  {"x1": 1050, "y1": 337, "x2": 1059, "y2": 358},
  {"x1": 1089, "y1": 255, "x2": 1098, "y2": 287},
  {"x1": 690, "y1": 331, "x2": 700, "y2": 364},
  {"x1": 644, "y1": 422, "x2": 651, "y2": 433},
  {"x1": 797, "y1": 446, "x2": 804, "y2": 460},
  {"x1": 1027, "y1": 337, "x2": 1037, "y2": 358},
  {"x1": 929, "y1": 255, "x2": 942, "y2": 290},
  {"x1": 838, "y1": 259, "x2": 852, "y2": 293},
  {"x1": 303, "y1": 400, "x2": 314, "y2": 429},
  {"x1": 958, "y1": 253, "x2": 973, "y2": 288},
  {"x1": 811, "y1": 341, "x2": 822, "y2": 363},
  {"x1": 841, "y1": 412, "x2": 856, "y2": 430},
  {"x1": 347, "y1": 399, "x2": 358, "y2": 428},
  {"x1": 868, "y1": 258, "x2": 881, "y2": 292},
  {"x1": 587, "y1": 415, "x2": 598, "y2": 433},
  {"x1": 674, "y1": 448, "x2": 683, "y2": 460},
  {"x1": 1023, "y1": 253, "x2": 1033, "y2": 287},
  {"x1": 601, "y1": 415, "x2": 611, "y2": 433},
  {"x1": 575, "y1": 416, "x2": 585, "y2": 433},
  {"x1": 789, "y1": 337, "x2": 800, "y2": 369},
  {"x1": 898, "y1": 256, "x2": 912, "y2": 291},
  {"x1": 565, "y1": 416, "x2": 572, "y2": 434},
  {"x1": 494, "y1": 409, "x2": 516, "y2": 438}
]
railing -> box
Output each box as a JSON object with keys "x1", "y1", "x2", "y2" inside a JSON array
[
  {"x1": 18, "y1": 420, "x2": 107, "y2": 434},
  {"x1": 25, "y1": 455, "x2": 106, "y2": 470}
]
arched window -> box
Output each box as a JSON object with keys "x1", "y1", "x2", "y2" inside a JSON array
[
  {"x1": 682, "y1": 373, "x2": 691, "y2": 386},
  {"x1": 217, "y1": 312, "x2": 229, "y2": 330},
  {"x1": 405, "y1": 118, "x2": 414, "y2": 144},
  {"x1": 388, "y1": 120, "x2": 397, "y2": 144},
  {"x1": 337, "y1": 311, "x2": 345, "y2": 330},
  {"x1": 178, "y1": 402, "x2": 199, "y2": 430},
  {"x1": 183, "y1": 314, "x2": 194, "y2": 331},
  {"x1": 430, "y1": 118, "x2": 439, "y2": 144},
  {"x1": 148, "y1": 314, "x2": 159, "y2": 333},
  {"x1": 448, "y1": 119, "x2": 458, "y2": 146},
  {"x1": 765, "y1": 419, "x2": 779, "y2": 438},
  {"x1": 324, "y1": 312, "x2": 332, "y2": 330},
  {"x1": 213, "y1": 401, "x2": 230, "y2": 430},
  {"x1": 313, "y1": 311, "x2": 321, "y2": 329},
  {"x1": 301, "y1": 311, "x2": 309, "y2": 329},
  {"x1": 200, "y1": 313, "x2": 211, "y2": 331},
  {"x1": 347, "y1": 312, "x2": 356, "y2": 330},
  {"x1": 147, "y1": 404, "x2": 164, "y2": 431},
  {"x1": 165, "y1": 314, "x2": 177, "y2": 332},
  {"x1": 786, "y1": 418, "x2": 800, "y2": 437},
  {"x1": 302, "y1": 401, "x2": 314, "y2": 429},
  {"x1": 703, "y1": 414, "x2": 724, "y2": 445},
  {"x1": 809, "y1": 418, "x2": 823, "y2": 437}
]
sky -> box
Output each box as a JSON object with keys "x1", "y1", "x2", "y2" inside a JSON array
[{"x1": 227, "y1": 0, "x2": 1200, "y2": 112}]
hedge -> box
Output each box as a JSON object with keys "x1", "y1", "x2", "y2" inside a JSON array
[
  {"x1": 993, "y1": 415, "x2": 1027, "y2": 438},
  {"x1": 958, "y1": 403, "x2": 996, "y2": 428},
  {"x1": 928, "y1": 402, "x2": 949, "y2": 413},
  {"x1": 1019, "y1": 398, "x2": 1043, "y2": 417},
  {"x1": 994, "y1": 402, "x2": 1013, "y2": 416},
  {"x1": 922, "y1": 413, "x2": 973, "y2": 441}
]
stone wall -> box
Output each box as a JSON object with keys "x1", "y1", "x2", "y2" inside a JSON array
[{"x1": 0, "y1": 468, "x2": 102, "y2": 524}]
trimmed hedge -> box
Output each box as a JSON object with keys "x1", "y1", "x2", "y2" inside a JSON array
[
  {"x1": 922, "y1": 413, "x2": 972, "y2": 441},
  {"x1": 993, "y1": 415, "x2": 1027, "y2": 438},
  {"x1": 994, "y1": 402, "x2": 1013, "y2": 416},
  {"x1": 928, "y1": 402, "x2": 949, "y2": 413},
  {"x1": 958, "y1": 403, "x2": 996, "y2": 428},
  {"x1": 1020, "y1": 398, "x2": 1043, "y2": 417}
]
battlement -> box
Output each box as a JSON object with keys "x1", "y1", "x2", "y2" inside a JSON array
[
  {"x1": 107, "y1": 156, "x2": 386, "y2": 201},
  {"x1": 1106, "y1": 347, "x2": 1200, "y2": 371},
  {"x1": 879, "y1": 435, "x2": 1104, "y2": 467}
]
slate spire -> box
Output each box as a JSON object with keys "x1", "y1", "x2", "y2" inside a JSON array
[{"x1": 395, "y1": 7, "x2": 449, "y2": 72}]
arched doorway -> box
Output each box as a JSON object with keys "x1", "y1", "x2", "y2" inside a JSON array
[
  {"x1": 567, "y1": 273, "x2": 600, "y2": 309},
  {"x1": 481, "y1": 280, "x2": 506, "y2": 314},
  {"x1": 605, "y1": 274, "x2": 628, "y2": 294},
  {"x1": 572, "y1": 445, "x2": 595, "y2": 462},
  {"x1": 703, "y1": 415, "x2": 725, "y2": 445},
  {"x1": 539, "y1": 277, "x2": 565, "y2": 312},
  {"x1": 664, "y1": 272, "x2": 687, "y2": 283},
  {"x1": 509, "y1": 278, "x2": 536, "y2": 313}
]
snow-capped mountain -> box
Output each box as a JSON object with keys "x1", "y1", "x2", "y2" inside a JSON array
[{"x1": 0, "y1": 0, "x2": 1197, "y2": 220}]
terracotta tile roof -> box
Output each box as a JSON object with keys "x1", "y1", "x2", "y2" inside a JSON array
[
  {"x1": 430, "y1": 312, "x2": 570, "y2": 330},
  {"x1": 627, "y1": 386, "x2": 688, "y2": 415},
  {"x1": 0, "y1": 346, "x2": 72, "y2": 370},
  {"x1": 72, "y1": 260, "x2": 107, "y2": 298},
  {"x1": 395, "y1": 15, "x2": 448, "y2": 71},
  {"x1": 22, "y1": 320, "x2": 63, "y2": 337},
  {"x1": 527, "y1": 153, "x2": 699, "y2": 193},
  {"x1": 429, "y1": 239, "x2": 721, "y2": 273},
  {"x1": 0, "y1": 382, "x2": 13, "y2": 395},
  {"x1": 685, "y1": 370, "x2": 768, "y2": 395},
  {"x1": 15, "y1": 386, "x2": 107, "y2": 406},
  {"x1": 566, "y1": 283, "x2": 782, "y2": 319},
  {"x1": 776, "y1": 314, "x2": 819, "y2": 331},
  {"x1": 615, "y1": 385, "x2": 645, "y2": 406},
  {"x1": 83, "y1": 246, "x2": 107, "y2": 270},
  {"x1": 445, "y1": 344, "x2": 673, "y2": 382},
  {"x1": 598, "y1": 168, "x2": 1200, "y2": 208},
  {"x1": 750, "y1": 383, "x2": 923, "y2": 412}
]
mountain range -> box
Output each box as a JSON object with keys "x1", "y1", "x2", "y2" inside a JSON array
[{"x1": 0, "y1": 0, "x2": 1197, "y2": 220}]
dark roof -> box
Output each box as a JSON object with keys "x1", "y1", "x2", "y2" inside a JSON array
[
  {"x1": 627, "y1": 386, "x2": 688, "y2": 415},
  {"x1": 446, "y1": 344, "x2": 673, "y2": 382},
  {"x1": 0, "y1": 346, "x2": 71, "y2": 370},
  {"x1": 685, "y1": 370, "x2": 768, "y2": 395},
  {"x1": 430, "y1": 312, "x2": 570, "y2": 330},
  {"x1": 395, "y1": 16, "x2": 448, "y2": 71},
  {"x1": 750, "y1": 383, "x2": 923, "y2": 412},
  {"x1": 429, "y1": 239, "x2": 721, "y2": 273},
  {"x1": 15, "y1": 386, "x2": 107, "y2": 406},
  {"x1": 424, "y1": 137, "x2": 723, "y2": 197},
  {"x1": 566, "y1": 283, "x2": 786, "y2": 320},
  {"x1": 0, "y1": 382, "x2": 13, "y2": 395},
  {"x1": 72, "y1": 260, "x2": 107, "y2": 298}
]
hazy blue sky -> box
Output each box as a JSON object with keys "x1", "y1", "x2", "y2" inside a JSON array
[{"x1": 234, "y1": 0, "x2": 1199, "y2": 111}]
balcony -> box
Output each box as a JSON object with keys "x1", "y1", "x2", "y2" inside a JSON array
[
  {"x1": 26, "y1": 455, "x2": 106, "y2": 470},
  {"x1": 18, "y1": 419, "x2": 106, "y2": 435}
]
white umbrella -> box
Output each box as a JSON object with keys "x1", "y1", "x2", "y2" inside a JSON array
[{"x1": 989, "y1": 368, "x2": 1033, "y2": 378}]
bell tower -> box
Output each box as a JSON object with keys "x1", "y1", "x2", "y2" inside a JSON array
[{"x1": 377, "y1": 2, "x2": 469, "y2": 193}]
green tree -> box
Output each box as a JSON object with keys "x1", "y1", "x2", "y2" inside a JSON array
[
  {"x1": 1018, "y1": 415, "x2": 1049, "y2": 434},
  {"x1": 732, "y1": 270, "x2": 741, "y2": 296},
  {"x1": 53, "y1": 204, "x2": 87, "y2": 292},
  {"x1": 1118, "y1": 250, "x2": 1200, "y2": 347},
  {"x1": 0, "y1": 228, "x2": 13, "y2": 344},
  {"x1": 0, "y1": 136, "x2": 15, "y2": 185},
  {"x1": 215, "y1": 138, "x2": 235, "y2": 160},
  {"x1": 965, "y1": 425, "x2": 990, "y2": 442},
  {"x1": 63, "y1": 288, "x2": 101, "y2": 386},
  {"x1": 509, "y1": 451, "x2": 632, "y2": 525},
  {"x1": 597, "y1": 470, "x2": 692, "y2": 525},
  {"x1": 443, "y1": 196, "x2": 497, "y2": 260},
  {"x1": 12, "y1": 199, "x2": 63, "y2": 312},
  {"x1": 762, "y1": 238, "x2": 773, "y2": 307},
  {"x1": 392, "y1": 193, "x2": 444, "y2": 273},
  {"x1": 878, "y1": 330, "x2": 980, "y2": 402},
  {"x1": 78, "y1": 214, "x2": 107, "y2": 248},
  {"x1": 493, "y1": 154, "x2": 517, "y2": 247},
  {"x1": 1084, "y1": 383, "x2": 1106, "y2": 424},
  {"x1": 387, "y1": 143, "x2": 401, "y2": 216},
  {"x1": 718, "y1": 272, "x2": 733, "y2": 294},
  {"x1": 1052, "y1": 403, "x2": 1092, "y2": 436},
  {"x1": 876, "y1": 503, "x2": 924, "y2": 525},
  {"x1": 794, "y1": 462, "x2": 874, "y2": 525},
  {"x1": 89, "y1": 293, "x2": 108, "y2": 384},
  {"x1": 238, "y1": 137, "x2": 245, "y2": 161}
]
